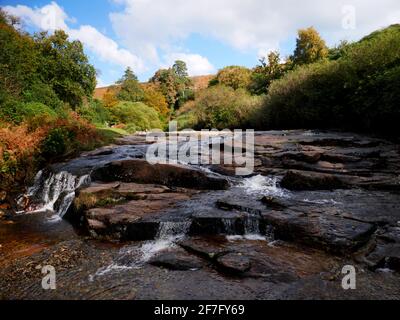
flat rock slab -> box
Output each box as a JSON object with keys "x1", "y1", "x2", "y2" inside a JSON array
[
  {"x1": 281, "y1": 170, "x2": 347, "y2": 190},
  {"x1": 72, "y1": 182, "x2": 197, "y2": 240},
  {"x1": 179, "y1": 237, "x2": 232, "y2": 260},
  {"x1": 261, "y1": 209, "x2": 375, "y2": 254},
  {"x1": 92, "y1": 159, "x2": 229, "y2": 190},
  {"x1": 149, "y1": 250, "x2": 204, "y2": 271},
  {"x1": 179, "y1": 236, "x2": 339, "y2": 281},
  {"x1": 216, "y1": 252, "x2": 251, "y2": 274}
]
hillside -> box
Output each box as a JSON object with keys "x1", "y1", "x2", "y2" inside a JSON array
[{"x1": 94, "y1": 74, "x2": 214, "y2": 100}]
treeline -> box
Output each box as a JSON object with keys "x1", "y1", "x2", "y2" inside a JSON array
[{"x1": 177, "y1": 25, "x2": 400, "y2": 135}]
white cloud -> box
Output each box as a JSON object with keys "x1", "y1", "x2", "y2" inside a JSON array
[
  {"x1": 4, "y1": 1, "x2": 69, "y2": 31},
  {"x1": 110, "y1": 0, "x2": 400, "y2": 60},
  {"x1": 3, "y1": 0, "x2": 400, "y2": 80},
  {"x1": 3, "y1": 2, "x2": 144, "y2": 72},
  {"x1": 163, "y1": 53, "x2": 215, "y2": 76},
  {"x1": 68, "y1": 26, "x2": 144, "y2": 71}
]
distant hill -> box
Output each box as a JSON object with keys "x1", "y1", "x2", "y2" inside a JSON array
[{"x1": 94, "y1": 75, "x2": 215, "y2": 100}]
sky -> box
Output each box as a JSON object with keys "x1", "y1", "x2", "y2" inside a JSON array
[{"x1": 1, "y1": 0, "x2": 399, "y2": 87}]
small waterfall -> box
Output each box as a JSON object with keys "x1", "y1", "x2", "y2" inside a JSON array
[
  {"x1": 156, "y1": 221, "x2": 191, "y2": 240},
  {"x1": 92, "y1": 221, "x2": 191, "y2": 278},
  {"x1": 19, "y1": 170, "x2": 91, "y2": 218},
  {"x1": 226, "y1": 214, "x2": 273, "y2": 242},
  {"x1": 244, "y1": 215, "x2": 260, "y2": 235},
  {"x1": 264, "y1": 224, "x2": 276, "y2": 242},
  {"x1": 222, "y1": 218, "x2": 236, "y2": 235}
]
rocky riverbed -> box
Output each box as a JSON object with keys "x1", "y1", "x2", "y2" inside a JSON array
[{"x1": 1, "y1": 130, "x2": 399, "y2": 300}]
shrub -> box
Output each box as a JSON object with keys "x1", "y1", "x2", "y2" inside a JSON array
[
  {"x1": 22, "y1": 81, "x2": 62, "y2": 110},
  {"x1": 193, "y1": 85, "x2": 262, "y2": 129},
  {"x1": 41, "y1": 127, "x2": 72, "y2": 158},
  {"x1": 77, "y1": 100, "x2": 110, "y2": 126},
  {"x1": 20, "y1": 102, "x2": 58, "y2": 119},
  {"x1": 0, "y1": 124, "x2": 46, "y2": 191},
  {"x1": 109, "y1": 101, "x2": 162, "y2": 131}
]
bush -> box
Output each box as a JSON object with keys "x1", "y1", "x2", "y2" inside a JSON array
[
  {"x1": 41, "y1": 127, "x2": 72, "y2": 158},
  {"x1": 0, "y1": 99, "x2": 26, "y2": 124},
  {"x1": 22, "y1": 81, "x2": 63, "y2": 110},
  {"x1": 20, "y1": 102, "x2": 58, "y2": 119},
  {"x1": 193, "y1": 85, "x2": 262, "y2": 129},
  {"x1": 77, "y1": 100, "x2": 110, "y2": 126},
  {"x1": 109, "y1": 101, "x2": 163, "y2": 131},
  {"x1": 0, "y1": 124, "x2": 46, "y2": 191}
]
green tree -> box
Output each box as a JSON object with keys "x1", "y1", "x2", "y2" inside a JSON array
[
  {"x1": 150, "y1": 61, "x2": 192, "y2": 111},
  {"x1": 292, "y1": 27, "x2": 328, "y2": 66},
  {"x1": 0, "y1": 10, "x2": 39, "y2": 110},
  {"x1": 172, "y1": 60, "x2": 189, "y2": 78},
  {"x1": 34, "y1": 30, "x2": 97, "y2": 108},
  {"x1": 249, "y1": 51, "x2": 285, "y2": 95},
  {"x1": 150, "y1": 68, "x2": 178, "y2": 108},
  {"x1": 116, "y1": 67, "x2": 144, "y2": 102}
]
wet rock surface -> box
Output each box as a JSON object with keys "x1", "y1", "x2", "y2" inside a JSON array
[{"x1": 1, "y1": 130, "x2": 400, "y2": 299}]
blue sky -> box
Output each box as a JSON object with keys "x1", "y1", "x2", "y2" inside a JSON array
[{"x1": 2, "y1": 0, "x2": 399, "y2": 86}]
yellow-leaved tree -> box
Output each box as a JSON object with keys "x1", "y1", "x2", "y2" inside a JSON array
[{"x1": 292, "y1": 27, "x2": 328, "y2": 66}]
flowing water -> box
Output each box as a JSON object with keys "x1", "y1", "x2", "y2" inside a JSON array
[
  {"x1": 11, "y1": 136, "x2": 291, "y2": 277},
  {"x1": 240, "y1": 175, "x2": 290, "y2": 198},
  {"x1": 18, "y1": 170, "x2": 91, "y2": 220},
  {"x1": 92, "y1": 221, "x2": 191, "y2": 278}
]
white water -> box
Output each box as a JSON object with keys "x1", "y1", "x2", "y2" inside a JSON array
[
  {"x1": 21, "y1": 170, "x2": 90, "y2": 219},
  {"x1": 240, "y1": 175, "x2": 289, "y2": 198},
  {"x1": 303, "y1": 198, "x2": 342, "y2": 205},
  {"x1": 224, "y1": 214, "x2": 275, "y2": 242},
  {"x1": 92, "y1": 221, "x2": 191, "y2": 278}
]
